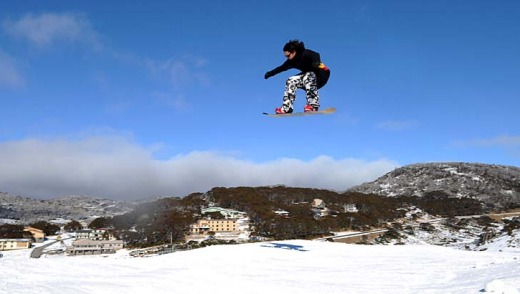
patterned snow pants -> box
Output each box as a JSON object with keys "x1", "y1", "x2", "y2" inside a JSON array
[{"x1": 281, "y1": 71, "x2": 320, "y2": 112}]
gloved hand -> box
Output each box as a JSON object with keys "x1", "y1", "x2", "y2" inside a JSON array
[{"x1": 264, "y1": 71, "x2": 274, "y2": 79}]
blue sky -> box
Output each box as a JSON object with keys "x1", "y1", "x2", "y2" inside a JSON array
[{"x1": 1, "y1": 1, "x2": 519, "y2": 200}]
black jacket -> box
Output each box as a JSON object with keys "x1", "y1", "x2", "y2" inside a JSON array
[{"x1": 266, "y1": 49, "x2": 330, "y2": 89}]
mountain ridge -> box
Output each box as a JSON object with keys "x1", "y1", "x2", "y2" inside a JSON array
[
  {"x1": 2, "y1": 162, "x2": 520, "y2": 224},
  {"x1": 348, "y1": 162, "x2": 520, "y2": 209},
  {"x1": 0, "y1": 192, "x2": 135, "y2": 223}
]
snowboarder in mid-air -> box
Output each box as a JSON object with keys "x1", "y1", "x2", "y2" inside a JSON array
[{"x1": 264, "y1": 39, "x2": 330, "y2": 114}]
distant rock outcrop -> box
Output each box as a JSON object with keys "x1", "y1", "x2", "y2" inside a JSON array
[
  {"x1": 349, "y1": 162, "x2": 520, "y2": 209},
  {"x1": 0, "y1": 193, "x2": 135, "y2": 224}
]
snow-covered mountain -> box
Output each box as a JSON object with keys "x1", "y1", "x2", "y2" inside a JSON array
[
  {"x1": 0, "y1": 193, "x2": 135, "y2": 223},
  {"x1": 349, "y1": 162, "x2": 520, "y2": 209}
]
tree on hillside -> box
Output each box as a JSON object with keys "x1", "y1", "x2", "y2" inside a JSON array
[
  {"x1": 158, "y1": 211, "x2": 194, "y2": 244},
  {"x1": 89, "y1": 217, "x2": 111, "y2": 229},
  {"x1": 29, "y1": 221, "x2": 60, "y2": 236},
  {"x1": 64, "y1": 220, "x2": 83, "y2": 232},
  {"x1": 204, "y1": 211, "x2": 225, "y2": 219},
  {"x1": 110, "y1": 213, "x2": 135, "y2": 230},
  {"x1": 0, "y1": 224, "x2": 32, "y2": 239}
]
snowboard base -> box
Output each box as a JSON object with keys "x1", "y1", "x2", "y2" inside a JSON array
[{"x1": 263, "y1": 107, "x2": 336, "y2": 117}]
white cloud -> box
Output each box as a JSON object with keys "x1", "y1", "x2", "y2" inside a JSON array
[
  {"x1": 0, "y1": 136, "x2": 398, "y2": 200},
  {"x1": 453, "y1": 135, "x2": 520, "y2": 148},
  {"x1": 0, "y1": 49, "x2": 25, "y2": 89},
  {"x1": 2, "y1": 12, "x2": 209, "y2": 99},
  {"x1": 452, "y1": 135, "x2": 520, "y2": 158},
  {"x1": 2, "y1": 12, "x2": 100, "y2": 48},
  {"x1": 146, "y1": 55, "x2": 210, "y2": 89}
]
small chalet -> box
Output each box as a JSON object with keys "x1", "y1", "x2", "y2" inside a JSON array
[
  {"x1": 311, "y1": 199, "x2": 326, "y2": 209},
  {"x1": 24, "y1": 227, "x2": 45, "y2": 243},
  {"x1": 311, "y1": 198, "x2": 330, "y2": 218},
  {"x1": 343, "y1": 204, "x2": 359, "y2": 213}
]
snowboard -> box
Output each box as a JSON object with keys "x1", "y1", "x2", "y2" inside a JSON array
[{"x1": 263, "y1": 107, "x2": 336, "y2": 117}]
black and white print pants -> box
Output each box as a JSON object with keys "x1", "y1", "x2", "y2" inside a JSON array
[{"x1": 281, "y1": 71, "x2": 320, "y2": 112}]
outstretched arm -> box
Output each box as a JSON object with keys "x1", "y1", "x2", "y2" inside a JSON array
[{"x1": 264, "y1": 60, "x2": 291, "y2": 79}]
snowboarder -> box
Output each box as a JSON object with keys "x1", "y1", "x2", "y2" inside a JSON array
[{"x1": 264, "y1": 39, "x2": 330, "y2": 114}]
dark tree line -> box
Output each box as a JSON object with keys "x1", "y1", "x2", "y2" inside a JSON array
[
  {"x1": 0, "y1": 221, "x2": 61, "y2": 239},
  {"x1": 29, "y1": 221, "x2": 60, "y2": 236},
  {"x1": 0, "y1": 224, "x2": 32, "y2": 239}
]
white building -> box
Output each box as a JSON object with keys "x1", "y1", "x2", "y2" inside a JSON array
[
  {"x1": 190, "y1": 219, "x2": 238, "y2": 234},
  {"x1": 66, "y1": 239, "x2": 124, "y2": 256},
  {"x1": 75, "y1": 229, "x2": 113, "y2": 240},
  {"x1": 344, "y1": 204, "x2": 359, "y2": 213}
]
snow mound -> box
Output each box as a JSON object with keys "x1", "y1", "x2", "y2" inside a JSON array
[{"x1": 484, "y1": 279, "x2": 519, "y2": 294}]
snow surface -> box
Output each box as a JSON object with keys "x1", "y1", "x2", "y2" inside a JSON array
[{"x1": 1, "y1": 240, "x2": 519, "y2": 294}]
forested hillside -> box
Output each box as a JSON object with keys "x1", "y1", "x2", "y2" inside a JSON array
[{"x1": 89, "y1": 186, "x2": 483, "y2": 247}]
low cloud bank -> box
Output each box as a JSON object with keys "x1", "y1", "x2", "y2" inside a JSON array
[{"x1": 0, "y1": 137, "x2": 398, "y2": 200}]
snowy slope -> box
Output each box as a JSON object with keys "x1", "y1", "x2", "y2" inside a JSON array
[{"x1": 1, "y1": 240, "x2": 519, "y2": 294}]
